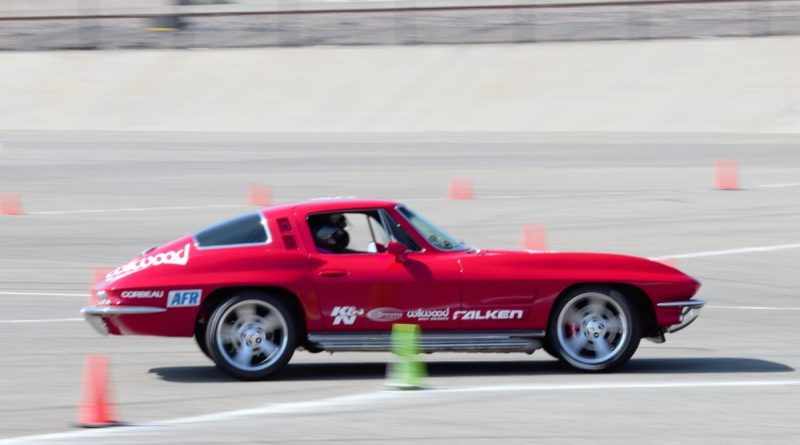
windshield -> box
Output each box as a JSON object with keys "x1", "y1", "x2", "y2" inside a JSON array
[{"x1": 396, "y1": 206, "x2": 469, "y2": 252}]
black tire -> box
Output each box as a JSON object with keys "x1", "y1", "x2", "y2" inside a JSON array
[
  {"x1": 547, "y1": 286, "x2": 641, "y2": 372},
  {"x1": 205, "y1": 292, "x2": 297, "y2": 380}
]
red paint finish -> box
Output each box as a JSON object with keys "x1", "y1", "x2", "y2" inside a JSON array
[{"x1": 86, "y1": 198, "x2": 702, "y2": 340}]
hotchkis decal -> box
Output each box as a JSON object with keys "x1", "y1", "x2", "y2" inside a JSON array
[
  {"x1": 120, "y1": 290, "x2": 164, "y2": 299},
  {"x1": 407, "y1": 308, "x2": 450, "y2": 321},
  {"x1": 366, "y1": 307, "x2": 404, "y2": 322},
  {"x1": 453, "y1": 309, "x2": 524, "y2": 320},
  {"x1": 331, "y1": 306, "x2": 364, "y2": 325},
  {"x1": 167, "y1": 289, "x2": 202, "y2": 308},
  {"x1": 106, "y1": 243, "x2": 190, "y2": 281}
]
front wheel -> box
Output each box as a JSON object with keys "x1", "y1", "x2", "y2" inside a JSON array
[
  {"x1": 206, "y1": 293, "x2": 297, "y2": 380},
  {"x1": 547, "y1": 286, "x2": 641, "y2": 372}
]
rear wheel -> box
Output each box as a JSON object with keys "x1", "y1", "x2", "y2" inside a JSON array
[
  {"x1": 547, "y1": 286, "x2": 640, "y2": 372},
  {"x1": 205, "y1": 292, "x2": 297, "y2": 380}
]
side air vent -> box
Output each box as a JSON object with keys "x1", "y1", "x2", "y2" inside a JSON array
[
  {"x1": 277, "y1": 217, "x2": 292, "y2": 233},
  {"x1": 283, "y1": 235, "x2": 298, "y2": 250}
]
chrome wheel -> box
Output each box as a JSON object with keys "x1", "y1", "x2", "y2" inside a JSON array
[
  {"x1": 207, "y1": 293, "x2": 297, "y2": 380},
  {"x1": 550, "y1": 287, "x2": 640, "y2": 371}
]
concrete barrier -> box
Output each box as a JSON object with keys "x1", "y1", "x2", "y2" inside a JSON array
[{"x1": 1, "y1": 36, "x2": 799, "y2": 133}]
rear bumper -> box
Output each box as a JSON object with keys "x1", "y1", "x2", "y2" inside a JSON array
[
  {"x1": 80, "y1": 306, "x2": 166, "y2": 336},
  {"x1": 658, "y1": 300, "x2": 705, "y2": 333}
]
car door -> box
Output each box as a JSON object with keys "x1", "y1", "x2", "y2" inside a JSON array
[
  {"x1": 305, "y1": 208, "x2": 462, "y2": 332},
  {"x1": 457, "y1": 251, "x2": 537, "y2": 330}
]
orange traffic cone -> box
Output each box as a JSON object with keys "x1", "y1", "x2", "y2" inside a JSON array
[
  {"x1": 248, "y1": 185, "x2": 272, "y2": 207},
  {"x1": 522, "y1": 224, "x2": 547, "y2": 251},
  {"x1": 77, "y1": 355, "x2": 121, "y2": 428},
  {"x1": 447, "y1": 178, "x2": 474, "y2": 200},
  {"x1": 713, "y1": 159, "x2": 740, "y2": 190},
  {"x1": 0, "y1": 192, "x2": 22, "y2": 215}
]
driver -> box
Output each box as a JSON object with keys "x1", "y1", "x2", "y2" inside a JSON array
[{"x1": 309, "y1": 213, "x2": 350, "y2": 253}]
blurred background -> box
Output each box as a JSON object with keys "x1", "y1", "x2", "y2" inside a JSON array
[{"x1": 1, "y1": 1, "x2": 800, "y2": 444}]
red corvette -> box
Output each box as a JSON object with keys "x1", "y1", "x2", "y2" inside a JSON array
[{"x1": 83, "y1": 198, "x2": 704, "y2": 380}]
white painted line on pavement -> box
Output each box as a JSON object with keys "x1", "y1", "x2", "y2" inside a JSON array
[
  {"x1": 654, "y1": 242, "x2": 800, "y2": 260},
  {"x1": 0, "y1": 291, "x2": 87, "y2": 297},
  {"x1": 27, "y1": 204, "x2": 246, "y2": 216},
  {"x1": 0, "y1": 318, "x2": 83, "y2": 324},
  {"x1": 4, "y1": 379, "x2": 800, "y2": 444},
  {"x1": 432, "y1": 379, "x2": 800, "y2": 395},
  {"x1": 706, "y1": 305, "x2": 800, "y2": 311},
  {"x1": 758, "y1": 182, "x2": 800, "y2": 188}
]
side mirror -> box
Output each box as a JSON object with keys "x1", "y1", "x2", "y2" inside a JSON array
[{"x1": 386, "y1": 242, "x2": 408, "y2": 263}]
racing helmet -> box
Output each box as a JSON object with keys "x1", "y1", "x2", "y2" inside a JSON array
[{"x1": 313, "y1": 213, "x2": 350, "y2": 253}]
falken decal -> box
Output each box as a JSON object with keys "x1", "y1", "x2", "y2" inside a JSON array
[{"x1": 453, "y1": 309, "x2": 525, "y2": 320}]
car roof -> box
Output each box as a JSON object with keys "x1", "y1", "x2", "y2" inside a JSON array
[{"x1": 261, "y1": 197, "x2": 400, "y2": 216}]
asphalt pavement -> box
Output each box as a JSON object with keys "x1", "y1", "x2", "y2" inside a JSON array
[
  {"x1": 2, "y1": 1, "x2": 799, "y2": 50},
  {"x1": 0, "y1": 131, "x2": 798, "y2": 443}
]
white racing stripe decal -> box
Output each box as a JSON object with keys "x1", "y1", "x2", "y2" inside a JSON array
[{"x1": 3, "y1": 379, "x2": 800, "y2": 443}]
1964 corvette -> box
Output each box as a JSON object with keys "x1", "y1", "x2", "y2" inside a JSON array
[{"x1": 83, "y1": 198, "x2": 704, "y2": 380}]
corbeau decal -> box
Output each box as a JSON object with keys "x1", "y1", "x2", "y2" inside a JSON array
[
  {"x1": 167, "y1": 289, "x2": 202, "y2": 308},
  {"x1": 331, "y1": 306, "x2": 364, "y2": 325},
  {"x1": 366, "y1": 307, "x2": 404, "y2": 322},
  {"x1": 453, "y1": 309, "x2": 525, "y2": 320},
  {"x1": 106, "y1": 243, "x2": 191, "y2": 281},
  {"x1": 120, "y1": 290, "x2": 164, "y2": 299},
  {"x1": 407, "y1": 308, "x2": 450, "y2": 321}
]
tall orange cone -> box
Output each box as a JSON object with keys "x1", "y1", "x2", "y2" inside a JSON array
[
  {"x1": 0, "y1": 192, "x2": 23, "y2": 215},
  {"x1": 248, "y1": 185, "x2": 272, "y2": 206},
  {"x1": 77, "y1": 355, "x2": 120, "y2": 428},
  {"x1": 447, "y1": 178, "x2": 474, "y2": 200},
  {"x1": 522, "y1": 224, "x2": 547, "y2": 251},
  {"x1": 713, "y1": 159, "x2": 740, "y2": 190}
]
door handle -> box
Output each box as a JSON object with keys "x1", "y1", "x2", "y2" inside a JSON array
[{"x1": 318, "y1": 269, "x2": 349, "y2": 278}]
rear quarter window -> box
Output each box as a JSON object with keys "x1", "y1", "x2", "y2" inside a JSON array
[{"x1": 194, "y1": 213, "x2": 269, "y2": 248}]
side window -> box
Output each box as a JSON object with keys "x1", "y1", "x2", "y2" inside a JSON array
[
  {"x1": 307, "y1": 210, "x2": 392, "y2": 254},
  {"x1": 379, "y1": 210, "x2": 421, "y2": 252},
  {"x1": 194, "y1": 213, "x2": 269, "y2": 248}
]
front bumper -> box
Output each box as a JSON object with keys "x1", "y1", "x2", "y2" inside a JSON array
[
  {"x1": 658, "y1": 300, "x2": 705, "y2": 333},
  {"x1": 80, "y1": 306, "x2": 166, "y2": 335}
]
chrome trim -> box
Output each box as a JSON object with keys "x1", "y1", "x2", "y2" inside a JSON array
[
  {"x1": 81, "y1": 305, "x2": 168, "y2": 336},
  {"x1": 308, "y1": 331, "x2": 544, "y2": 353},
  {"x1": 657, "y1": 300, "x2": 706, "y2": 308},
  {"x1": 81, "y1": 306, "x2": 167, "y2": 316},
  {"x1": 192, "y1": 212, "x2": 272, "y2": 251},
  {"x1": 658, "y1": 300, "x2": 705, "y2": 334}
]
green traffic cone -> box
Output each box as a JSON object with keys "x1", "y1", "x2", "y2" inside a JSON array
[{"x1": 387, "y1": 323, "x2": 426, "y2": 390}]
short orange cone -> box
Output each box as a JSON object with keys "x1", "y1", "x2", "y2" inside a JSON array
[
  {"x1": 77, "y1": 355, "x2": 120, "y2": 428},
  {"x1": 447, "y1": 178, "x2": 473, "y2": 200},
  {"x1": 248, "y1": 185, "x2": 272, "y2": 206},
  {"x1": 0, "y1": 192, "x2": 23, "y2": 215},
  {"x1": 713, "y1": 159, "x2": 740, "y2": 190},
  {"x1": 522, "y1": 224, "x2": 547, "y2": 251}
]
